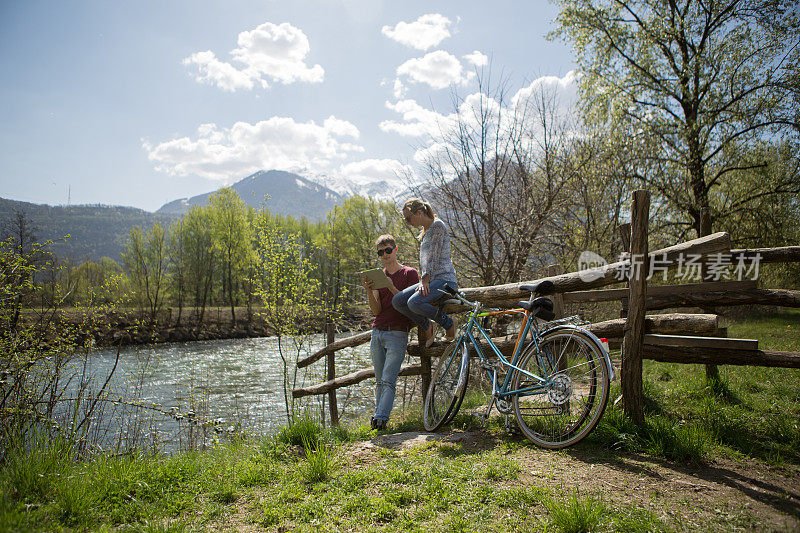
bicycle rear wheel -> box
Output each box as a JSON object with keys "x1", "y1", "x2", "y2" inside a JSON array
[
  {"x1": 511, "y1": 327, "x2": 610, "y2": 449},
  {"x1": 423, "y1": 338, "x2": 470, "y2": 431}
]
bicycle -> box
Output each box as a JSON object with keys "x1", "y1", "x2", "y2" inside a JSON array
[{"x1": 422, "y1": 281, "x2": 615, "y2": 449}]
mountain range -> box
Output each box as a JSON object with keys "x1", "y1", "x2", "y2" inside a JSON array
[
  {"x1": 1, "y1": 169, "x2": 408, "y2": 262},
  {"x1": 156, "y1": 170, "x2": 344, "y2": 219}
]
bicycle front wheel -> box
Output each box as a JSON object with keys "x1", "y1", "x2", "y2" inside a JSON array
[
  {"x1": 511, "y1": 327, "x2": 610, "y2": 449},
  {"x1": 423, "y1": 338, "x2": 470, "y2": 431}
]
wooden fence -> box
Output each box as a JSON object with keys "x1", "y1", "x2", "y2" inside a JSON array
[{"x1": 294, "y1": 190, "x2": 800, "y2": 426}]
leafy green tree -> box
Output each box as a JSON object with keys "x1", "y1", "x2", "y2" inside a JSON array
[
  {"x1": 167, "y1": 219, "x2": 188, "y2": 326},
  {"x1": 324, "y1": 196, "x2": 412, "y2": 307},
  {"x1": 182, "y1": 206, "x2": 216, "y2": 324},
  {"x1": 122, "y1": 224, "x2": 166, "y2": 321},
  {"x1": 253, "y1": 213, "x2": 321, "y2": 423},
  {"x1": 554, "y1": 0, "x2": 800, "y2": 236},
  {"x1": 208, "y1": 189, "x2": 253, "y2": 323}
]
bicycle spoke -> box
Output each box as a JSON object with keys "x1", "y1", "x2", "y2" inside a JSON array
[
  {"x1": 511, "y1": 328, "x2": 610, "y2": 449},
  {"x1": 423, "y1": 338, "x2": 469, "y2": 431}
]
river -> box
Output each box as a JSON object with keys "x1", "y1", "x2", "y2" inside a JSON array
[{"x1": 84, "y1": 333, "x2": 378, "y2": 451}]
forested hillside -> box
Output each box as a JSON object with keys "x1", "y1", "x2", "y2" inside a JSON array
[{"x1": 0, "y1": 198, "x2": 177, "y2": 262}]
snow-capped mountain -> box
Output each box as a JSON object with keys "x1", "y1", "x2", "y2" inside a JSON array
[{"x1": 301, "y1": 170, "x2": 413, "y2": 202}]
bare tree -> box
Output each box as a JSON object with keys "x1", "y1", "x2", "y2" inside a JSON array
[{"x1": 417, "y1": 73, "x2": 585, "y2": 286}]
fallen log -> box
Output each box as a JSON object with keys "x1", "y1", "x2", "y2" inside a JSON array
[
  {"x1": 588, "y1": 313, "x2": 719, "y2": 338},
  {"x1": 730, "y1": 246, "x2": 800, "y2": 264},
  {"x1": 643, "y1": 345, "x2": 800, "y2": 368},
  {"x1": 445, "y1": 232, "x2": 731, "y2": 311},
  {"x1": 563, "y1": 280, "x2": 757, "y2": 304},
  {"x1": 292, "y1": 363, "x2": 422, "y2": 398},
  {"x1": 297, "y1": 330, "x2": 371, "y2": 369},
  {"x1": 643, "y1": 334, "x2": 758, "y2": 350},
  {"x1": 643, "y1": 288, "x2": 800, "y2": 311}
]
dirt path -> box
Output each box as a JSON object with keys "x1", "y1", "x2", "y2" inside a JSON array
[{"x1": 352, "y1": 429, "x2": 800, "y2": 531}]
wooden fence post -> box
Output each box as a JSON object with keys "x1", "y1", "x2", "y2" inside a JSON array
[
  {"x1": 700, "y1": 207, "x2": 721, "y2": 381},
  {"x1": 548, "y1": 265, "x2": 565, "y2": 318},
  {"x1": 420, "y1": 351, "x2": 431, "y2": 403},
  {"x1": 619, "y1": 223, "x2": 631, "y2": 318},
  {"x1": 326, "y1": 322, "x2": 339, "y2": 426},
  {"x1": 622, "y1": 190, "x2": 649, "y2": 425}
]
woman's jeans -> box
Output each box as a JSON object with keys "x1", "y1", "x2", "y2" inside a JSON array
[
  {"x1": 371, "y1": 329, "x2": 409, "y2": 422},
  {"x1": 392, "y1": 279, "x2": 456, "y2": 331}
]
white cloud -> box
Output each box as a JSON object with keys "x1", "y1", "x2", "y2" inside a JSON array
[
  {"x1": 463, "y1": 50, "x2": 488, "y2": 67},
  {"x1": 143, "y1": 116, "x2": 361, "y2": 182},
  {"x1": 339, "y1": 158, "x2": 411, "y2": 183},
  {"x1": 381, "y1": 13, "x2": 452, "y2": 50},
  {"x1": 379, "y1": 99, "x2": 451, "y2": 137},
  {"x1": 183, "y1": 21, "x2": 324, "y2": 91},
  {"x1": 182, "y1": 51, "x2": 261, "y2": 92},
  {"x1": 392, "y1": 79, "x2": 406, "y2": 99},
  {"x1": 381, "y1": 72, "x2": 580, "y2": 166},
  {"x1": 511, "y1": 70, "x2": 579, "y2": 111},
  {"x1": 396, "y1": 50, "x2": 474, "y2": 89}
]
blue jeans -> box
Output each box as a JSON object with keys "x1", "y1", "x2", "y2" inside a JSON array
[
  {"x1": 392, "y1": 279, "x2": 456, "y2": 331},
  {"x1": 371, "y1": 329, "x2": 409, "y2": 422}
]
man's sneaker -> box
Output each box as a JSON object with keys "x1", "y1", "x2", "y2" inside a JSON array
[
  {"x1": 375, "y1": 419, "x2": 387, "y2": 430},
  {"x1": 370, "y1": 416, "x2": 378, "y2": 429}
]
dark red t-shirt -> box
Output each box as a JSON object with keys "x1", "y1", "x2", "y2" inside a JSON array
[{"x1": 372, "y1": 265, "x2": 419, "y2": 330}]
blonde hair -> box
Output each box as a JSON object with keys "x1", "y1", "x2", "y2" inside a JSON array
[
  {"x1": 375, "y1": 234, "x2": 396, "y2": 248},
  {"x1": 402, "y1": 198, "x2": 435, "y2": 219}
]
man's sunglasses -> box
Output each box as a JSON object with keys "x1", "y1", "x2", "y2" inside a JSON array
[{"x1": 377, "y1": 246, "x2": 395, "y2": 256}]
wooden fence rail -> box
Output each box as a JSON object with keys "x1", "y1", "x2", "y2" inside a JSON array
[{"x1": 293, "y1": 364, "x2": 423, "y2": 399}]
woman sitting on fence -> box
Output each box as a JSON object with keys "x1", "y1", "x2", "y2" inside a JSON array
[
  {"x1": 361, "y1": 234, "x2": 419, "y2": 430},
  {"x1": 392, "y1": 198, "x2": 459, "y2": 348}
]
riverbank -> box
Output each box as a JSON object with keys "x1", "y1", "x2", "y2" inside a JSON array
[{"x1": 26, "y1": 306, "x2": 370, "y2": 347}]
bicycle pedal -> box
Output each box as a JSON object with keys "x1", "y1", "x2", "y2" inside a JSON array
[{"x1": 504, "y1": 416, "x2": 522, "y2": 435}]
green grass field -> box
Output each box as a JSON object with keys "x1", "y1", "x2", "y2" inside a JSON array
[{"x1": 2, "y1": 310, "x2": 798, "y2": 531}]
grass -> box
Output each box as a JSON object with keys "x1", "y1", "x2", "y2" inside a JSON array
[
  {"x1": 583, "y1": 309, "x2": 800, "y2": 465},
  {"x1": 0, "y1": 421, "x2": 669, "y2": 532},
  {"x1": 1, "y1": 310, "x2": 798, "y2": 531}
]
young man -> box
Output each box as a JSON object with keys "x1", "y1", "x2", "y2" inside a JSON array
[{"x1": 361, "y1": 235, "x2": 419, "y2": 430}]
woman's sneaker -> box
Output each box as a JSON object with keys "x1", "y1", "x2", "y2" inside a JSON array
[{"x1": 425, "y1": 323, "x2": 439, "y2": 348}]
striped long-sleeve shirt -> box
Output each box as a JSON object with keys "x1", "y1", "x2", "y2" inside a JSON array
[{"x1": 419, "y1": 218, "x2": 458, "y2": 284}]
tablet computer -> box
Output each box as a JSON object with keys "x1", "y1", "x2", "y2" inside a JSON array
[{"x1": 358, "y1": 268, "x2": 393, "y2": 290}]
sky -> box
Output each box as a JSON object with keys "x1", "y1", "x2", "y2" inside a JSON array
[{"x1": 0, "y1": 0, "x2": 577, "y2": 212}]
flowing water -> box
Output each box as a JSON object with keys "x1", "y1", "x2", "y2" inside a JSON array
[{"x1": 83, "y1": 334, "x2": 380, "y2": 451}]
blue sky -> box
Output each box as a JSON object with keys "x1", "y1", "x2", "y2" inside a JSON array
[{"x1": 0, "y1": 0, "x2": 576, "y2": 211}]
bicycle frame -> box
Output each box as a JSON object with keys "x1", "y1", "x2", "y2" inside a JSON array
[
  {"x1": 457, "y1": 302, "x2": 552, "y2": 400},
  {"x1": 427, "y1": 287, "x2": 615, "y2": 446}
]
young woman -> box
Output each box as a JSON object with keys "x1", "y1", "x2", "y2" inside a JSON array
[
  {"x1": 392, "y1": 198, "x2": 459, "y2": 347},
  {"x1": 361, "y1": 234, "x2": 419, "y2": 430}
]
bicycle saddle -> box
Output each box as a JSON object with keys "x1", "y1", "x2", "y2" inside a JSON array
[
  {"x1": 519, "y1": 280, "x2": 555, "y2": 295},
  {"x1": 518, "y1": 297, "x2": 556, "y2": 321}
]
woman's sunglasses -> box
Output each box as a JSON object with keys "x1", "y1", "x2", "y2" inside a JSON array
[{"x1": 377, "y1": 246, "x2": 395, "y2": 256}]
